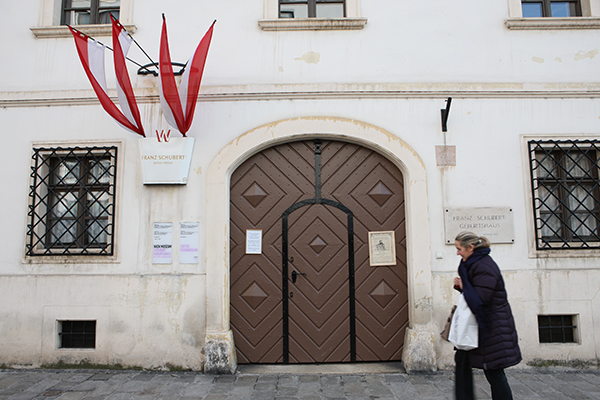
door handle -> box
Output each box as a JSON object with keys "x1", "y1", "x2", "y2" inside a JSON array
[{"x1": 291, "y1": 270, "x2": 307, "y2": 283}]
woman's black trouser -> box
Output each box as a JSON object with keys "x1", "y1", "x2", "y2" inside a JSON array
[{"x1": 455, "y1": 350, "x2": 513, "y2": 400}]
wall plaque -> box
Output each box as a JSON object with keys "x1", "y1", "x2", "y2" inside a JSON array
[
  {"x1": 445, "y1": 207, "x2": 514, "y2": 244},
  {"x1": 368, "y1": 231, "x2": 396, "y2": 266},
  {"x1": 140, "y1": 137, "x2": 195, "y2": 184}
]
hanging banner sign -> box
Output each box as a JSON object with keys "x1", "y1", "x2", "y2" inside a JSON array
[
  {"x1": 180, "y1": 222, "x2": 200, "y2": 264},
  {"x1": 140, "y1": 137, "x2": 195, "y2": 184},
  {"x1": 153, "y1": 222, "x2": 173, "y2": 264}
]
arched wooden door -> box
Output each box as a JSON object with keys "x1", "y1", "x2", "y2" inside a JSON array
[{"x1": 230, "y1": 140, "x2": 408, "y2": 363}]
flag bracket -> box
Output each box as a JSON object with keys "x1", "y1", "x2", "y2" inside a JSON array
[
  {"x1": 441, "y1": 97, "x2": 452, "y2": 132},
  {"x1": 137, "y1": 62, "x2": 187, "y2": 76}
]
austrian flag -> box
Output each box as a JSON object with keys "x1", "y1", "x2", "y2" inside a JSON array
[
  {"x1": 159, "y1": 16, "x2": 215, "y2": 136},
  {"x1": 70, "y1": 15, "x2": 215, "y2": 138},
  {"x1": 69, "y1": 18, "x2": 145, "y2": 137}
]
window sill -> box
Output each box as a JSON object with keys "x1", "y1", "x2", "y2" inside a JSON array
[
  {"x1": 24, "y1": 254, "x2": 119, "y2": 265},
  {"x1": 505, "y1": 17, "x2": 600, "y2": 30},
  {"x1": 30, "y1": 24, "x2": 137, "y2": 39},
  {"x1": 258, "y1": 18, "x2": 367, "y2": 31},
  {"x1": 528, "y1": 248, "x2": 600, "y2": 259}
]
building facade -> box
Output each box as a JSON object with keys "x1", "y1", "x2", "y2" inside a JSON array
[{"x1": 1, "y1": 0, "x2": 599, "y2": 373}]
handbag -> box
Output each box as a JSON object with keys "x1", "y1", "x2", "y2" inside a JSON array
[
  {"x1": 440, "y1": 305, "x2": 457, "y2": 341},
  {"x1": 448, "y1": 294, "x2": 479, "y2": 350}
]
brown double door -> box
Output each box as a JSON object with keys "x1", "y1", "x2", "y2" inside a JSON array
[{"x1": 230, "y1": 140, "x2": 408, "y2": 364}]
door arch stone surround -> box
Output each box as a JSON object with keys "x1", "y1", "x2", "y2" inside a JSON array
[{"x1": 204, "y1": 117, "x2": 436, "y2": 373}]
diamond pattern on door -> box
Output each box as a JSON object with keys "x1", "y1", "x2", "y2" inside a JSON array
[
  {"x1": 369, "y1": 280, "x2": 397, "y2": 308},
  {"x1": 230, "y1": 140, "x2": 407, "y2": 364},
  {"x1": 241, "y1": 282, "x2": 269, "y2": 310},
  {"x1": 368, "y1": 182, "x2": 393, "y2": 206},
  {"x1": 242, "y1": 183, "x2": 268, "y2": 207},
  {"x1": 309, "y1": 236, "x2": 327, "y2": 254}
]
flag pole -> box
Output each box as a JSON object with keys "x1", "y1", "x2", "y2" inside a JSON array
[{"x1": 110, "y1": 16, "x2": 157, "y2": 67}]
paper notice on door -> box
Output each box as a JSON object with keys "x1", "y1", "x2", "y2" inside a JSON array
[
  {"x1": 368, "y1": 231, "x2": 396, "y2": 266},
  {"x1": 153, "y1": 223, "x2": 173, "y2": 264},
  {"x1": 246, "y1": 229, "x2": 262, "y2": 254},
  {"x1": 180, "y1": 222, "x2": 200, "y2": 264}
]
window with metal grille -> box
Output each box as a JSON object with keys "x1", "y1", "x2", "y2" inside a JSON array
[
  {"x1": 521, "y1": 0, "x2": 581, "y2": 17},
  {"x1": 538, "y1": 315, "x2": 577, "y2": 343},
  {"x1": 528, "y1": 140, "x2": 600, "y2": 250},
  {"x1": 61, "y1": 0, "x2": 120, "y2": 26},
  {"x1": 279, "y1": 0, "x2": 345, "y2": 18},
  {"x1": 26, "y1": 146, "x2": 117, "y2": 256},
  {"x1": 59, "y1": 320, "x2": 96, "y2": 349}
]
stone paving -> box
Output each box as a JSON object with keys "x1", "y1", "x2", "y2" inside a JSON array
[{"x1": 0, "y1": 368, "x2": 599, "y2": 400}]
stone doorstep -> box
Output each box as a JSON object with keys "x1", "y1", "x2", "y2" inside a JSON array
[{"x1": 237, "y1": 362, "x2": 405, "y2": 375}]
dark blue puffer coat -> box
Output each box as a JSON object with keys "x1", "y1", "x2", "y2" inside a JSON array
[{"x1": 464, "y1": 254, "x2": 521, "y2": 370}]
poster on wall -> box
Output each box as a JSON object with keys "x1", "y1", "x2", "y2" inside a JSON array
[
  {"x1": 153, "y1": 222, "x2": 173, "y2": 264},
  {"x1": 180, "y1": 222, "x2": 200, "y2": 264},
  {"x1": 368, "y1": 231, "x2": 396, "y2": 266},
  {"x1": 245, "y1": 230, "x2": 262, "y2": 254}
]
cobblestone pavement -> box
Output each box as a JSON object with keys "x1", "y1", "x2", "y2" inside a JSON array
[{"x1": 0, "y1": 368, "x2": 599, "y2": 400}]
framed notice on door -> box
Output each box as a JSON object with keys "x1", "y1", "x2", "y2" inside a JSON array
[
  {"x1": 368, "y1": 231, "x2": 396, "y2": 266},
  {"x1": 245, "y1": 229, "x2": 262, "y2": 254}
]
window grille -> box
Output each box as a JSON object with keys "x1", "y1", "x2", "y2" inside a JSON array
[
  {"x1": 279, "y1": 0, "x2": 345, "y2": 18},
  {"x1": 26, "y1": 146, "x2": 117, "y2": 256},
  {"x1": 59, "y1": 320, "x2": 96, "y2": 349},
  {"x1": 528, "y1": 140, "x2": 600, "y2": 250},
  {"x1": 538, "y1": 315, "x2": 577, "y2": 343},
  {"x1": 61, "y1": 0, "x2": 121, "y2": 26}
]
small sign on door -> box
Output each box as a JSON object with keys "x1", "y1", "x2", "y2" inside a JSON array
[
  {"x1": 246, "y1": 229, "x2": 262, "y2": 254},
  {"x1": 368, "y1": 231, "x2": 396, "y2": 266}
]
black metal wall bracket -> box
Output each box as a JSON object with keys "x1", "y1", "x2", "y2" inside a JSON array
[
  {"x1": 137, "y1": 62, "x2": 187, "y2": 76},
  {"x1": 441, "y1": 97, "x2": 452, "y2": 132}
]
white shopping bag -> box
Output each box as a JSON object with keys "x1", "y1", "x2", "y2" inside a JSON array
[{"x1": 448, "y1": 294, "x2": 479, "y2": 350}]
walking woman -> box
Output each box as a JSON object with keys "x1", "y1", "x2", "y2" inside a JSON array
[{"x1": 453, "y1": 231, "x2": 521, "y2": 400}]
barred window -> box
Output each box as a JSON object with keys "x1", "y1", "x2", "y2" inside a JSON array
[
  {"x1": 59, "y1": 320, "x2": 97, "y2": 349},
  {"x1": 529, "y1": 140, "x2": 600, "y2": 249},
  {"x1": 279, "y1": 0, "x2": 345, "y2": 18},
  {"x1": 27, "y1": 146, "x2": 117, "y2": 256},
  {"x1": 538, "y1": 315, "x2": 577, "y2": 343},
  {"x1": 61, "y1": 0, "x2": 120, "y2": 26}
]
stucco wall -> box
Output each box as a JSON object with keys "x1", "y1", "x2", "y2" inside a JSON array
[{"x1": 0, "y1": 0, "x2": 599, "y2": 370}]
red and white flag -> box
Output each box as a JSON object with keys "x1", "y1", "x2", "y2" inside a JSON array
[
  {"x1": 159, "y1": 16, "x2": 214, "y2": 136},
  {"x1": 69, "y1": 25, "x2": 145, "y2": 136},
  {"x1": 111, "y1": 15, "x2": 145, "y2": 136}
]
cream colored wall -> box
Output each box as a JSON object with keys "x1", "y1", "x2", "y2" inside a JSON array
[
  {"x1": 1, "y1": 0, "x2": 600, "y2": 370},
  {"x1": 0, "y1": 275, "x2": 206, "y2": 369}
]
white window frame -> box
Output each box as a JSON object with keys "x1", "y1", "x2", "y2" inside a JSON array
[
  {"x1": 521, "y1": 134, "x2": 600, "y2": 259},
  {"x1": 30, "y1": 0, "x2": 135, "y2": 38},
  {"x1": 505, "y1": 0, "x2": 600, "y2": 29},
  {"x1": 259, "y1": 0, "x2": 367, "y2": 31}
]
